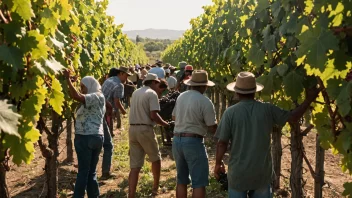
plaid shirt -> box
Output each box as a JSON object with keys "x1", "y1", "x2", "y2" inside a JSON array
[{"x1": 102, "y1": 77, "x2": 124, "y2": 108}]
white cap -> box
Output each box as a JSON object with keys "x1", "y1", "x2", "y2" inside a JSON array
[{"x1": 165, "y1": 69, "x2": 171, "y2": 73}]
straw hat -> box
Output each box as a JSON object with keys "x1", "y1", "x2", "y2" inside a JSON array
[
  {"x1": 226, "y1": 72, "x2": 264, "y2": 94},
  {"x1": 143, "y1": 73, "x2": 160, "y2": 83},
  {"x1": 117, "y1": 66, "x2": 132, "y2": 76},
  {"x1": 184, "y1": 70, "x2": 215, "y2": 87}
]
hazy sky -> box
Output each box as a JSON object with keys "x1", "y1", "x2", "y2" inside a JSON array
[{"x1": 106, "y1": 0, "x2": 213, "y2": 31}]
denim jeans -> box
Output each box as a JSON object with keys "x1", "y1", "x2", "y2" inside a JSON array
[
  {"x1": 172, "y1": 136, "x2": 209, "y2": 188},
  {"x1": 74, "y1": 134, "x2": 103, "y2": 198},
  {"x1": 102, "y1": 119, "x2": 113, "y2": 174},
  {"x1": 228, "y1": 185, "x2": 272, "y2": 198}
]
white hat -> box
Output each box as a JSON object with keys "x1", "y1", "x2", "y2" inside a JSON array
[
  {"x1": 226, "y1": 72, "x2": 264, "y2": 94},
  {"x1": 184, "y1": 70, "x2": 215, "y2": 87},
  {"x1": 165, "y1": 69, "x2": 171, "y2": 73},
  {"x1": 143, "y1": 73, "x2": 160, "y2": 83}
]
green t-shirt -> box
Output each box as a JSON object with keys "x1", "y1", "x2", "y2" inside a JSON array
[{"x1": 215, "y1": 99, "x2": 290, "y2": 191}]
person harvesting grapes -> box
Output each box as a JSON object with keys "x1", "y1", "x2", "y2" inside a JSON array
[
  {"x1": 176, "y1": 65, "x2": 193, "y2": 92},
  {"x1": 63, "y1": 70, "x2": 105, "y2": 198},
  {"x1": 101, "y1": 66, "x2": 131, "y2": 179},
  {"x1": 214, "y1": 72, "x2": 321, "y2": 197},
  {"x1": 149, "y1": 60, "x2": 166, "y2": 78},
  {"x1": 172, "y1": 70, "x2": 217, "y2": 198},
  {"x1": 128, "y1": 73, "x2": 169, "y2": 197}
]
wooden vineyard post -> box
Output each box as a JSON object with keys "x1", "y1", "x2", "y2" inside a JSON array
[
  {"x1": 220, "y1": 91, "x2": 227, "y2": 118},
  {"x1": 0, "y1": 163, "x2": 9, "y2": 198},
  {"x1": 66, "y1": 117, "x2": 73, "y2": 163},
  {"x1": 214, "y1": 89, "x2": 220, "y2": 122},
  {"x1": 271, "y1": 125, "x2": 282, "y2": 191},
  {"x1": 290, "y1": 121, "x2": 304, "y2": 198},
  {"x1": 315, "y1": 134, "x2": 325, "y2": 198}
]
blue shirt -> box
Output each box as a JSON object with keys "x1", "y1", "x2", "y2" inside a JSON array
[
  {"x1": 102, "y1": 76, "x2": 124, "y2": 108},
  {"x1": 148, "y1": 67, "x2": 165, "y2": 78}
]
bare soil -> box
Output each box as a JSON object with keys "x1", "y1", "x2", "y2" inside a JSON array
[{"x1": 6, "y1": 118, "x2": 352, "y2": 198}]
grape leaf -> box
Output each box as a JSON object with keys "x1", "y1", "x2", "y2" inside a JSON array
[
  {"x1": 256, "y1": 0, "x2": 269, "y2": 13},
  {"x1": 283, "y1": 70, "x2": 304, "y2": 99},
  {"x1": 343, "y1": 182, "x2": 352, "y2": 196},
  {"x1": 276, "y1": 64, "x2": 289, "y2": 76},
  {"x1": 247, "y1": 43, "x2": 265, "y2": 68},
  {"x1": 336, "y1": 82, "x2": 352, "y2": 116},
  {"x1": 27, "y1": 30, "x2": 49, "y2": 59},
  {"x1": 0, "y1": 100, "x2": 22, "y2": 137},
  {"x1": 40, "y1": 8, "x2": 60, "y2": 35},
  {"x1": 0, "y1": 45, "x2": 24, "y2": 71},
  {"x1": 256, "y1": 74, "x2": 273, "y2": 96},
  {"x1": 45, "y1": 57, "x2": 65, "y2": 74},
  {"x1": 296, "y1": 20, "x2": 339, "y2": 71},
  {"x1": 49, "y1": 77, "x2": 65, "y2": 115},
  {"x1": 4, "y1": 121, "x2": 40, "y2": 165},
  {"x1": 3, "y1": 0, "x2": 34, "y2": 21}
]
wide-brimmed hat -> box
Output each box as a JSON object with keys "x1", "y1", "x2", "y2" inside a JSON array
[
  {"x1": 226, "y1": 72, "x2": 264, "y2": 94},
  {"x1": 117, "y1": 66, "x2": 132, "y2": 76},
  {"x1": 184, "y1": 70, "x2": 215, "y2": 87},
  {"x1": 143, "y1": 73, "x2": 160, "y2": 83}
]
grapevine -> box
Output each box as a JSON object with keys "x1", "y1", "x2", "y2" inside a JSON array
[{"x1": 162, "y1": 0, "x2": 352, "y2": 196}]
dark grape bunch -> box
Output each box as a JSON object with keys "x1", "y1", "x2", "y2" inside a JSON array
[
  {"x1": 217, "y1": 172, "x2": 228, "y2": 191},
  {"x1": 159, "y1": 91, "x2": 181, "y2": 121}
]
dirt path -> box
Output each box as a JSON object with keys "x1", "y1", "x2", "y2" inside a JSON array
[{"x1": 7, "y1": 116, "x2": 352, "y2": 197}]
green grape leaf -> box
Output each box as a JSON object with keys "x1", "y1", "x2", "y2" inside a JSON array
[
  {"x1": 4, "y1": 121, "x2": 40, "y2": 164},
  {"x1": 2, "y1": 22, "x2": 23, "y2": 43},
  {"x1": 27, "y1": 30, "x2": 49, "y2": 59},
  {"x1": 0, "y1": 100, "x2": 22, "y2": 137},
  {"x1": 262, "y1": 25, "x2": 276, "y2": 51},
  {"x1": 256, "y1": 0, "x2": 270, "y2": 13},
  {"x1": 343, "y1": 182, "x2": 352, "y2": 196},
  {"x1": 40, "y1": 8, "x2": 60, "y2": 35},
  {"x1": 49, "y1": 77, "x2": 65, "y2": 115},
  {"x1": 0, "y1": 45, "x2": 24, "y2": 71},
  {"x1": 336, "y1": 82, "x2": 352, "y2": 116},
  {"x1": 276, "y1": 64, "x2": 289, "y2": 76},
  {"x1": 45, "y1": 58, "x2": 65, "y2": 74},
  {"x1": 256, "y1": 74, "x2": 273, "y2": 96},
  {"x1": 20, "y1": 78, "x2": 47, "y2": 121},
  {"x1": 49, "y1": 37, "x2": 64, "y2": 50},
  {"x1": 247, "y1": 44, "x2": 265, "y2": 68},
  {"x1": 4, "y1": 0, "x2": 34, "y2": 21},
  {"x1": 296, "y1": 20, "x2": 339, "y2": 71},
  {"x1": 283, "y1": 70, "x2": 304, "y2": 99}
]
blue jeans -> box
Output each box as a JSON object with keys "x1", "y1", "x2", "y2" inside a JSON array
[
  {"x1": 172, "y1": 136, "x2": 209, "y2": 188},
  {"x1": 74, "y1": 134, "x2": 103, "y2": 198},
  {"x1": 102, "y1": 119, "x2": 113, "y2": 174},
  {"x1": 228, "y1": 185, "x2": 272, "y2": 198}
]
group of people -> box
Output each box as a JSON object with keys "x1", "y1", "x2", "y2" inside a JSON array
[{"x1": 63, "y1": 59, "x2": 320, "y2": 198}]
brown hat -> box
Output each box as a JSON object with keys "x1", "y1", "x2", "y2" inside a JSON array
[
  {"x1": 184, "y1": 70, "x2": 215, "y2": 87},
  {"x1": 117, "y1": 66, "x2": 132, "y2": 76},
  {"x1": 227, "y1": 72, "x2": 264, "y2": 94}
]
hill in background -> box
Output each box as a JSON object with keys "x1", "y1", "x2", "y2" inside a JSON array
[{"x1": 124, "y1": 28, "x2": 185, "y2": 40}]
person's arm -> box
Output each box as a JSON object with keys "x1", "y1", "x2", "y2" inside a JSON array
[
  {"x1": 115, "y1": 98, "x2": 126, "y2": 115},
  {"x1": 106, "y1": 101, "x2": 113, "y2": 116},
  {"x1": 214, "y1": 140, "x2": 227, "y2": 179},
  {"x1": 63, "y1": 70, "x2": 85, "y2": 103},
  {"x1": 287, "y1": 87, "x2": 321, "y2": 124},
  {"x1": 208, "y1": 124, "x2": 218, "y2": 134},
  {"x1": 150, "y1": 111, "x2": 168, "y2": 127}
]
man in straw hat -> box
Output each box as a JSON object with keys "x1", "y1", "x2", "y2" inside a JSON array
[
  {"x1": 172, "y1": 70, "x2": 217, "y2": 198},
  {"x1": 214, "y1": 71, "x2": 320, "y2": 197},
  {"x1": 128, "y1": 73, "x2": 169, "y2": 197},
  {"x1": 101, "y1": 66, "x2": 131, "y2": 179}
]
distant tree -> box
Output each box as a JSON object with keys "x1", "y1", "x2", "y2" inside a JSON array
[{"x1": 136, "y1": 35, "x2": 144, "y2": 43}]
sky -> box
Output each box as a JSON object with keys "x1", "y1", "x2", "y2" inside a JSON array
[{"x1": 106, "y1": 0, "x2": 213, "y2": 31}]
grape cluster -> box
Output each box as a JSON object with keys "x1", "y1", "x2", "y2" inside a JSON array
[
  {"x1": 159, "y1": 91, "x2": 180, "y2": 121},
  {"x1": 217, "y1": 172, "x2": 228, "y2": 191}
]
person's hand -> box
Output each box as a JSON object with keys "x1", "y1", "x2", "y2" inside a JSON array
[
  {"x1": 214, "y1": 161, "x2": 226, "y2": 180},
  {"x1": 63, "y1": 69, "x2": 71, "y2": 79}
]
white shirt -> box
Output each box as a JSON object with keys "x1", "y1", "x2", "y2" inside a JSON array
[
  {"x1": 172, "y1": 90, "x2": 217, "y2": 136},
  {"x1": 149, "y1": 67, "x2": 165, "y2": 78},
  {"x1": 167, "y1": 76, "x2": 177, "y2": 89}
]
